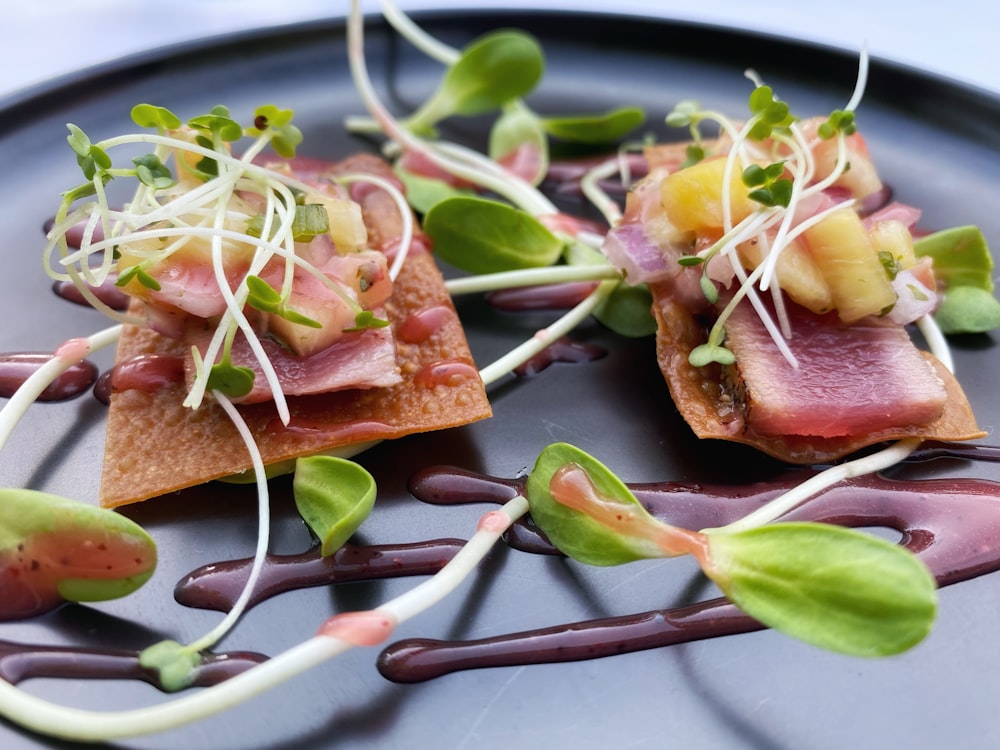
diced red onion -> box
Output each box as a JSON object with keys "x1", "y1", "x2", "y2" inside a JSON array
[
  {"x1": 601, "y1": 222, "x2": 672, "y2": 283},
  {"x1": 887, "y1": 268, "x2": 938, "y2": 325}
]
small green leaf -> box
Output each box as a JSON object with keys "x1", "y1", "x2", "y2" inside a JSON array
[
  {"x1": 689, "y1": 342, "x2": 735, "y2": 367},
  {"x1": 934, "y1": 285, "x2": 1000, "y2": 334},
  {"x1": 407, "y1": 30, "x2": 545, "y2": 133},
  {"x1": 248, "y1": 105, "x2": 303, "y2": 158},
  {"x1": 665, "y1": 100, "x2": 701, "y2": 128},
  {"x1": 489, "y1": 104, "x2": 548, "y2": 185},
  {"x1": 595, "y1": 282, "x2": 656, "y2": 337},
  {"x1": 699, "y1": 274, "x2": 719, "y2": 304},
  {"x1": 188, "y1": 106, "x2": 243, "y2": 142},
  {"x1": 132, "y1": 153, "x2": 176, "y2": 189},
  {"x1": 65, "y1": 124, "x2": 92, "y2": 158},
  {"x1": 394, "y1": 167, "x2": 475, "y2": 215},
  {"x1": 914, "y1": 225, "x2": 994, "y2": 292},
  {"x1": 703, "y1": 523, "x2": 937, "y2": 657},
  {"x1": 526, "y1": 443, "x2": 666, "y2": 566},
  {"x1": 293, "y1": 456, "x2": 377, "y2": 556},
  {"x1": 346, "y1": 310, "x2": 390, "y2": 331},
  {"x1": 540, "y1": 106, "x2": 646, "y2": 143},
  {"x1": 423, "y1": 196, "x2": 563, "y2": 274},
  {"x1": 206, "y1": 362, "x2": 255, "y2": 398},
  {"x1": 115, "y1": 264, "x2": 161, "y2": 291},
  {"x1": 677, "y1": 255, "x2": 705, "y2": 267},
  {"x1": 130, "y1": 104, "x2": 182, "y2": 132},
  {"x1": 139, "y1": 640, "x2": 201, "y2": 693}
]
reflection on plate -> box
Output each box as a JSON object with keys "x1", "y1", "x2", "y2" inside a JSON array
[{"x1": 1, "y1": 9, "x2": 1000, "y2": 750}]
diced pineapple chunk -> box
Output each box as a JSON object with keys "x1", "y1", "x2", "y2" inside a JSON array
[
  {"x1": 869, "y1": 219, "x2": 917, "y2": 271},
  {"x1": 309, "y1": 194, "x2": 368, "y2": 253},
  {"x1": 739, "y1": 237, "x2": 834, "y2": 314},
  {"x1": 802, "y1": 208, "x2": 897, "y2": 323},
  {"x1": 661, "y1": 156, "x2": 756, "y2": 232}
]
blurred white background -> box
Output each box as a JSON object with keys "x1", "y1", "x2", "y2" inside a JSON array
[{"x1": 3, "y1": 1, "x2": 997, "y2": 98}]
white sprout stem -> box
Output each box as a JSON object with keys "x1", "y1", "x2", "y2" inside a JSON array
[
  {"x1": 446, "y1": 264, "x2": 621, "y2": 296},
  {"x1": 379, "y1": 0, "x2": 459, "y2": 65},
  {"x1": 579, "y1": 157, "x2": 625, "y2": 226},
  {"x1": 430, "y1": 141, "x2": 558, "y2": 216},
  {"x1": 0, "y1": 496, "x2": 528, "y2": 742},
  {"x1": 0, "y1": 325, "x2": 122, "y2": 454},
  {"x1": 916, "y1": 312, "x2": 953, "y2": 373},
  {"x1": 183, "y1": 390, "x2": 271, "y2": 654},
  {"x1": 338, "y1": 171, "x2": 414, "y2": 280},
  {"x1": 709, "y1": 438, "x2": 922, "y2": 535},
  {"x1": 478, "y1": 281, "x2": 617, "y2": 386},
  {"x1": 845, "y1": 46, "x2": 870, "y2": 113}
]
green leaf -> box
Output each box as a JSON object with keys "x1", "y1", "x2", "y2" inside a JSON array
[
  {"x1": 423, "y1": 196, "x2": 563, "y2": 274},
  {"x1": 247, "y1": 106, "x2": 303, "y2": 158},
  {"x1": 245, "y1": 274, "x2": 283, "y2": 312},
  {"x1": 540, "y1": 106, "x2": 646, "y2": 143},
  {"x1": 688, "y1": 342, "x2": 735, "y2": 367},
  {"x1": 65, "y1": 124, "x2": 92, "y2": 158},
  {"x1": 345, "y1": 310, "x2": 390, "y2": 332},
  {"x1": 489, "y1": 104, "x2": 548, "y2": 185},
  {"x1": 132, "y1": 153, "x2": 176, "y2": 189},
  {"x1": 914, "y1": 225, "x2": 994, "y2": 292},
  {"x1": 934, "y1": 285, "x2": 1000, "y2": 334},
  {"x1": 206, "y1": 362, "x2": 255, "y2": 398},
  {"x1": 595, "y1": 282, "x2": 656, "y2": 337},
  {"x1": 188, "y1": 106, "x2": 243, "y2": 142},
  {"x1": 293, "y1": 456, "x2": 377, "y2": 556},
  {"x1": 394, "y1": 167, "x2": 475, "y2": 215},
  {"x1": 130, "y1": 104, "x2": 181, "y2": 132},
  {"x1": 407, "y1": 30, "x2": 545, "y2": 133},
  {"x1": 703, "y1": 523, "x2": 937, "y2": 657},
  {"x1": 115, "y1": 264, "x2": 161, "y2": 291},
  {"x1": 699, "y1": 274, "x2": 719, "y2": 304},
  {"x1": 139, "y1": 640, "x2": 201, "y2": 693},
  {"x1": 525, "y1": 443, "x2": 668, "y2": 566}
]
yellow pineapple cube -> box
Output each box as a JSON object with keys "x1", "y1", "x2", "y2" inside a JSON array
[
  {"x1": 802, "y1": 208, "x2": 897, "y2": 323},
  {"x1": 310, "y1": 195, "x2": 368, "y2": 253},
  {"x1": 739, "y1": 237, "x2": 834, "y2": 314},
  {"x1": 661, "y1": 156, "x2": 756, "y2": 232},
  {"x1": 869, "y1": 219, "x2": 917, "y2": 271}
]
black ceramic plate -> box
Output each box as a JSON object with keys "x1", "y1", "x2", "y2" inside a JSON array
[{"x1": 2, "y1": 9, "x2": 1000, "y2": 750}]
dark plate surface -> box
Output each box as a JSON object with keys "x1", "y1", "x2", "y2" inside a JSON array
[{"x1": 2, "y1": 9, "x2": 1000, "y2": 750}]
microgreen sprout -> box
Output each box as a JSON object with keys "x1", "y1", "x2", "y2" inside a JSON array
[
  {"x1": 742, "y1": 161, "x2": 793, "y2": 207},
  {"x1": 818, "y1": 108, "x2": 857, "y2": 139},
  {"x1": 526, "y1": 442, "x2": 937, "y2": 657}
]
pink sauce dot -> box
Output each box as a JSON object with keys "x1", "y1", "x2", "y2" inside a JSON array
[
  {"x1": 397, "y1": 305, "x2": 454, "y2": 344},
  {"x1": 317, "y1": 609, "x2": 398, "y2": 645},
  {"x1": 477, "y1": 510, "x2": 510, "y2": 534},
  {"x1": 413, "y1": 360, "x2": 479, "y2": 388},
  {"x1": 55, "y1": 338, "x2": 91, "y2": 363}
]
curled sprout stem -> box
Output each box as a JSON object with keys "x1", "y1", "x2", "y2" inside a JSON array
[
  {"x1": 181, "y1": 389, "x2": 271, "y2": 654},
  {"x1": 379, "y1": 0, "x2": 459, "y2": 65},
  {"x1": 0, "y1": 496, "x2": 529, "y2": 742}
]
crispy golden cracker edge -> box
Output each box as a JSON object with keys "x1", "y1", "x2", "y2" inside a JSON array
[
  {"x1": 650, "y1": 288, "x2": 985, "y2": 465},
  {"x1": 99, "y1": 249, "x2": 491, "y2": 507}
]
